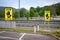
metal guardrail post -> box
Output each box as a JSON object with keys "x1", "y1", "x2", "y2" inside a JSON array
[{"x1": 34, "y1": 26, "x2": 36, "y2": 33}]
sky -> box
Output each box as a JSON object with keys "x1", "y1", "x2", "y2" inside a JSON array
[{"x1": 0, "y1": 0, "x2": 60, "y2": 10}]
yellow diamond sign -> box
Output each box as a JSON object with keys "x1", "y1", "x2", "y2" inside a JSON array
[
  {"x1": 44, "y1": 11, "x2": 50, "y2": 21},
  {"x1": 5, "y1": 8, "x2": 12, "y2": 20}
]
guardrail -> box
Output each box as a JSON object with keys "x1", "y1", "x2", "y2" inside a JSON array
[
  {"x1": 15, "y1": 20, "x2": 60, "y2": 27},
  {"x1": 0, "y1": 20, "x2": 60, "y2": 28},
  {"x1": 0, "y1": 21, "x2": 16, "y2": 28}
]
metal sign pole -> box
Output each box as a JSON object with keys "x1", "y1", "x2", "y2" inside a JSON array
[
  {"x1": 37, "y1": 25, "x2": 39, "y2": 31},
  {"x1": 19, "y1": 0, "x2": 20, "y2": 18},
  {"x1": 48, "y1": 21, "x2": 49, "y2": 29},
  {"x1": 34, "y1": 26, "x2": 36, "y2": 33}
]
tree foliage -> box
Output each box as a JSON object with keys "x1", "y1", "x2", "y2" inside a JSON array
[
  {"x1": 34, "y1": 12, "x2": 39, "y2": 17},
  {"x1": 25, "y1": 12, "x2": 30, "y2": 20},
  {"x1": 0, "y1": 10, "x2": 4, "y2": 18},
  {"x1": 29, "y1": 7, "x2": 35, "y2": 17},
  {"x1": 36, "y1": 6, "x2": 41, "y2": 13},
  {"x1": 20, "y1": 8, "x2": 28, "y2": 17},
  {"x1": 55, "y1": 3, "x2": 60, "y2": 15},
  {"x1": 13, "y1": 11, "x2": 19, "y2": 19}
]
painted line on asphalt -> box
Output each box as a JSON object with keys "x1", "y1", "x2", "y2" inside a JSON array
[
  {"x1": 0, "y1": 36, "x2": 18, "y2": 40},
  {"x1": 19, "y1": 33, "x2": 26, "y2": 40},
  {"x1": 0, "y1": 31, "x2": 6, "y2": 33}
]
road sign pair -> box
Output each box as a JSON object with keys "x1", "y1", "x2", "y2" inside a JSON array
[{"x1": 5, "y1": 8, "x2": 50, "y2": 21}]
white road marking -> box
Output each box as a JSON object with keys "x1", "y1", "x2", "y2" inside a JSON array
[
  {"x1": 0, "y1": 31, "x2": 5, "y2": 33},
  {"x1": 0, "y1": 36, "x2": 18, "y2": 39},
  {"x1": 19, "y1": 33, "x2": 26, "y2": 40}
]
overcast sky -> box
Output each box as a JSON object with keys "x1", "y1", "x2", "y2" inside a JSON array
[{"x1": 0, "y1": 0, "x2": 60, "y2": 10}]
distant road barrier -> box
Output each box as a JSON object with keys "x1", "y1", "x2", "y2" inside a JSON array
[
  {"x1": 0, "y1": 20, "x2": 60, "y2": 28},
  {"x1": 0, "y1": 21, "x2": 16, "y2": 28},
  {"x1": 15, "y1": 20, "x2": 60, "y2": 27}
]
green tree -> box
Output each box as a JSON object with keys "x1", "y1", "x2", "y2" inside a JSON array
[
  {"x1": 29, "y1": 7, "x2": 36, "y2": 19},
  {"x1": 39, "y1": 6, "x2": 51, "y2": 17},
  {"x1": 50, "y1": 6, "x2": 56, "y2": 16},
  {"x1": 55, "y1": 3, "x2": 60, "y2": 15},
  {"x1": 25, "y1": 12, "x2": 30, "y2": 20},
  {"x1": 43, "y1": 6, "x2": 50, "y2": 10},
  {"x1": 51, "y1": 3, "x2": 60, "y2": 16},
  {"x1": 13, "y1": 11, "x2": 19, "y2": 19},
  {"x1": 0, "y1": 10, "x2": 4, "y2": 18},
  {"x1": 36, "y1": 6, "x2": 40, "y2": 13},
  {"x1": 20, "y1": 8, "x2": 28, "y2": 17},
  {"x1": 34, "y1": 12, "x2": 39, "y2": 17},
  {"x1": 39, "y1": 8, "x2": 44, "y2": 16}
]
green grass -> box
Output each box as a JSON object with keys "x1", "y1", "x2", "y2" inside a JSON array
[
  {"x1": 0, "y1": 27, "x2": 50, "y2": 34},
  {"x1": 52, "y1": 27, "x2": 60, "y2": 30},
  {"x1": 37, "y1": 31, "x2": 50, "y2": 34},
  {"x1": 16, "y1": 17, "x2": 41, "y2": 20},
  {"x1": 37, "y1": 31, "x2": 60, "y2": 38},
  {"x1": 0, "y1": 28, "x2": 33, "y2": 33},
  {"x1": 0, "y1": 28, "x2": 14, "y2": 31},
  {"x1": 52, "y1": 32, "x2": 60, "y2": 38}
]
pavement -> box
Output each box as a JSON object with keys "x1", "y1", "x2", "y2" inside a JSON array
[{"x1": 0, "y1": 31, "x2": 59, "y2": 40}]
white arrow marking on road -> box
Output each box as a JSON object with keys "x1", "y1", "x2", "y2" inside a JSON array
[{"x1": 19, "y1": 33, "x2": 26, "y2": 40}]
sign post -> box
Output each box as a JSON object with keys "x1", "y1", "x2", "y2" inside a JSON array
[
  {"x1": 34, "y1": 26, "x2": 36, "y2": 33},
  {"x1": 5, "y1": 8, "x2": 14, "y2": 28},
  {"x1": 44, "y1": 10, "x2": 50, "y2": 29},
  {"x1": 37, "y1": 25, "x2": 39, "y2": 31}
]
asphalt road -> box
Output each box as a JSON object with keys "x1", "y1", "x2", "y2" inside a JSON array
[
  {"x1": 0, "y1": 31, "x2": 59, "y2": 40},
  {"x1": 0, "y1": 31, "x2": 20, "y2": 40}
]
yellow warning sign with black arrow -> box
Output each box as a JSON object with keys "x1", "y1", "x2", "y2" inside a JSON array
[
  {"x1": 5, "y1": 8, "x2": 12, "y2": 20},
  {"x1": 44, "y1": 11, "x2": 50, "y2": 21}
]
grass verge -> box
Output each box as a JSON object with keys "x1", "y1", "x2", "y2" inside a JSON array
[
  {"x1": 0, "y1": 28, "x2": 33, "y2": 33},
  {"x1": 0, "y1": 28, "x2": 60, "y2": 38},
  {"x1": 52, "y1": 32, "x2": 60, "y2": 38}
]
